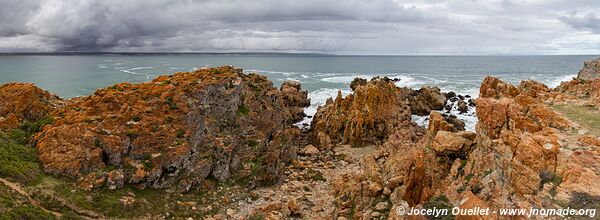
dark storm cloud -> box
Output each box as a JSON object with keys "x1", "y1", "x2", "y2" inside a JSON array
[
  {"x1": 559, "y1": 11, "x2": 600, "y2": 33},
  {"x1": 1, "y1": 0, "x2": 600, "y2": 54}
]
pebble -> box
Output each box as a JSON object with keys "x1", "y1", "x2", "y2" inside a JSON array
[{"x1": 226, "y1": 208, "x2": 235, "y2": 216}]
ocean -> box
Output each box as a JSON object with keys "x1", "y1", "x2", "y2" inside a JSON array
[{"x1": 0, "y1": 54, "x2": 596, "y2": 130}]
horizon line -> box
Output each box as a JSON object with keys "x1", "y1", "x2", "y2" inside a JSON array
[{"x1": 1, "y1": 51, "x2": 599, "y2": 56}]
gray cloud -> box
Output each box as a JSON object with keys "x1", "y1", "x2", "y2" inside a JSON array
[
  {"x1": 559, "y1": 11, "x2": 600, "y2": 33},
  {"x1": 0, "y1": 0, "x2": 599, "y2": 54}
]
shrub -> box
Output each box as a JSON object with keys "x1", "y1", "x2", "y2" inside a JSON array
[
  {"x1": 237, "y1": 104, "x2": 249, "y2": 116},
  {"x1": 1, "y1": 204, "x2": 55, "y2": 220},
  {"x1": 132, "y1": 115, "x2": 142, "y2": 122},
  {"x1": 423, "y1": 195, "x2": 454, "y2": 220}
]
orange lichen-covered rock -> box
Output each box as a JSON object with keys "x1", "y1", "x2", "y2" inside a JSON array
[
  {"x1": 34, "y1": 66, "x2": 309, "y2": 190},
  {"x1": 479, "y1": 76, "x2": 519, "y2": 99},
  {"x1": 0, "y1": 82, "x2": 61, "y2": 129},
  {"x1": 310, "y1": 77, "x2": 413, "y2": 147}
]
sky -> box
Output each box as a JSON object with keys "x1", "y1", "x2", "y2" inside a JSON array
[{"x1": 1, "y1": 0, "x2": 600, "y2": 55}]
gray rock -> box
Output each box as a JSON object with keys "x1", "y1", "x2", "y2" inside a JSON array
[{"x1": 577, "y1": 57, "x2": 600, "y2": 80}]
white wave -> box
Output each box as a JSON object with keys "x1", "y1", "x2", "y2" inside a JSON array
[
  {"x1": 547, "y1": 74, "x2": 576, "y2": 88},
  {"x1": 411, "y1": 115, "x2": 430, "y2": 128},
  {"x1": 439, "y1": 86, "x2": 480, "y2": 98},
  {"x1": 411, "y1": 96, "x2": 478, "y2": 132},
  {"x1": 113, "y1": 62, "x2": 132, "y2": 66},
  {"x1": 97, "y1": 65, "x2": 108, "y2": 69},
  {"x1": 320, "y1": 75, "x2": 373, "y2": 83},
  {"x1": 120, "y1": 67, "x2": 155, "y2": 79},
  {"x1": 391, "y1": 74, "x2": 423, "y2": 88},
  {"x1": 128, "y1": 66, "x2": 154, "y2": 70},
  {"x1": 294, "y1": 88, "x2": 351, "y2": 129},
  {"x1": 245, "y1": 69, "x2": 296, "y2": 76}
]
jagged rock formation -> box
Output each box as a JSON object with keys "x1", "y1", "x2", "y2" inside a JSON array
[
  {"x1": 0, "y1": 83, "x2": 61, "y2": 129},
  {"x1": 310, "y1": 77, "x2": 414, "y2": 148},
  {"x1": 577, "y1": 57, "x2": 600, "y2": 81},
  {"x1": 33, "y1": 66, "x2": 309, "y2": 190},
  {"x1": 310, "y1": 77, "x2": 448, "y2": 148},
  {"x1": 330, "y1": 75, "x2": 600, "y2": 219}
]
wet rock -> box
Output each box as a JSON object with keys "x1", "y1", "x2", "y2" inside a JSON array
[
  {"x1": 444, "y1": 91, "x2": 456, "y2": 99},
  {"x1": 577, "y1": 57, "x2": 600, "y2": 80},
  {"x1": 34, "y1": 66, "x2": 309, "y2": 190},
  {"x1": 457, "y1": 99, "x2": 468, "y2": 113},
  {"x1": 409, "y1": 86, "x2": 447, "y2": 116}
]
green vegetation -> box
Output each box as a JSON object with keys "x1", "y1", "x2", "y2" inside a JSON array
[
  {"x1": 176, "y1": 130, "x2": 185, "y2": 138},
  {"x1": 457, "y1": 159, "x2": 467, "y2": 176},
  {"x1": 539, "y1": 170, "x2": 562, "y2": 196},
  {"x1": 248, "y1": 213, "x2": 265, "y2": 220},
  {"x1": 237, "y1": 103, "x2": 250, "y2": 116},
  {"x1": 165, "y1": 96, "x2": 178, "y2": 110},
  {"x1": 0, "y1": 204, "x2": 56, "y2": 220},
  {"x1": 247, "y1": 140, "x2": 259, "y2": 148},
  {"x1": 423, "y1": 195, "x2": 454, "y2": 220},
  {"x1": 132, "y1": 115, "x2": 142, "y2": 122},
  {"x1": 307, "y1": 168, "x2": 327, "y2": 182},
  {"x1": 552, "y1": 104, "x2": 600, "y2": 136},
  {"x1": 0, "y1": 117, "x2": 53, "y2": 183},
  {"x1": 125, "y1": 130, "x2": 139, "y2": 139},
  {"x1": 471, "y1": 184, "x2": 483, "y2": 195},
  {"x1": 0, "y1": 118, "x2": 56, "y2": 219}
]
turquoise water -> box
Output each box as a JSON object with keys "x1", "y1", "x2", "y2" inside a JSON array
[{"x1": 0, "y1": 54, "x2": 596, "y2": 128}]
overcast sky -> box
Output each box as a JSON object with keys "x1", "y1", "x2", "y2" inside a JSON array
[{"x1": 1, "y1": 0, "x2": 599, "y2": 55}]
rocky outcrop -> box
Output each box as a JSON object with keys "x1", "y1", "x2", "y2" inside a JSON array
[
  {"x1": 577, "y1": 57, "x2": 600, "y2": 81},
  {"x1": 33, "y1": 66, "x2": 309, "y2": 190},
  {"x1": 310, "y1": 77, "x2": 413, "y2": 148},
  {"x1": 556, "y1": 77, "x2": 600, "y2": 104},
  {"x1": 332, "y1": 75, "x2": 600, "y2": 219},
  {"x1": 310, "y1": 77, "x2": 449, "y2": 148},
  {"x1": 0, "y1": 83, "x2": 61, "y2": 129}
]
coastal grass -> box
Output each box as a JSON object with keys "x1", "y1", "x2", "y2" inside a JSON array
[
  {"x1": 0, "y1": 183, "x2": 55, "y2": 220},
  {"x1": 40, "y1": 176, "x2": 247, "y2": 218},
  {"x1": 552, "y1": 104, "x2": 600, "y2": 136},
  {"x1": 0, "y1": 117, "x2": 53, "y2": 184}
]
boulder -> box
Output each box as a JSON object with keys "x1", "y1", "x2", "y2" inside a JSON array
[
  {"x1": 34, "y1": 66, "x2": 310, "y2": 190},
  {"x1": 577, "y1": 57, "x2": 600, "y2": 80},
  {"x1": 431, "y1": 131, "x2": 473, "y2": 155},
  {"x1": 301, "y1": 145, "x2": 319, "y2": 156},
  {"x1": 408, "y1": 86, "x2": 447, "y2": 116}
]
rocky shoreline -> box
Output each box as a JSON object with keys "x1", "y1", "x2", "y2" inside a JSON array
[{"x1": 0, "y1": 59, "x2": 599, "y2": 219}]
